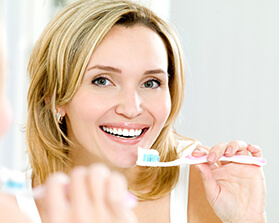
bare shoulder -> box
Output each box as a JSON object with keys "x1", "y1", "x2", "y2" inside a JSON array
[
  {"x1": 0, "y1": 192, "x2": 18, "y2": 208},
  {"x1": 0, "y1": 192, "x2": 30, "y2": 223},
  {"x1": 187, "y1": 166, "x2": 222, "y2": 223}
]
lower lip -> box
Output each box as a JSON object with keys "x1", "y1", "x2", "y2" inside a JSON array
[{"x1": 101, "y1": 128, "x2": 146, "y2": 145}]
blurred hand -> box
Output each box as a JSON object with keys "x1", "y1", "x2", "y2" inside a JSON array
[{"x1": 43, "y1": 164, "x2": 138, "y2": 223}]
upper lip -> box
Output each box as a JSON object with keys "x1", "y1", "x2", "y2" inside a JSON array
[{"x1": 100, "y1": 122, "x2": 150, "y2": 130}]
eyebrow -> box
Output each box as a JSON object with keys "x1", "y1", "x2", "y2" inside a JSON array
[
  {"x1": 87, "y1": 65, "x2": 122, "y2": 73},
  {"x1": 144, "y1": 69, "x2": 166, "y2": 75},
  {"x1": 87, "y1": 65, "x2": 167, "y2": 75}
]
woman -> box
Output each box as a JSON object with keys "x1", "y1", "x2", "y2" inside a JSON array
[{"x1": 23, "y1": 0, "x2": 266, "y2": 222}]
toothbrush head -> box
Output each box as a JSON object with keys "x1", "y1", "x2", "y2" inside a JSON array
[
  {"x1": 136, "y1": 147, "x2": 160, "y2": 166},
  {"x1": 0, "y1": 167, "x2": 26, "y2": 194},
  {"x1": 136, "y1": 147, "x2": 184, "y2": 167}
]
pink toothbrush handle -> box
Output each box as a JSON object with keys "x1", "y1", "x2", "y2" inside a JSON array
[{"x1": 184, "y1": 155, "x2": 267, "y2": 166}]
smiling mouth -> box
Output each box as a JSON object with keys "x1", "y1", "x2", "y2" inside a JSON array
[{"x1": 100, "y1": 126, "x2": 147, "y2": 139}]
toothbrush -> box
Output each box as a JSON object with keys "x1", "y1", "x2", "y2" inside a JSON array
[
  {"x1": 0, "y1": 167, "x2": 45, "y2": 198},
  {"x1": 0, "y1": 167, "x2": 138, "y2": 207},
  {"x1": 136, "y1": 147, "x2": 267, "y2": 167}
]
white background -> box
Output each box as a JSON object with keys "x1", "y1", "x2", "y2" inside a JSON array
[
  {"x1": 0, "y1": 0, "x2": 278, "y2": 221},
  {"x1": 169, "y1": 0, "x2": 279, "y2": 222}
]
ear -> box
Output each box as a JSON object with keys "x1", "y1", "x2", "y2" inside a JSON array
[
  {"x1": 56, "y1": 106, "x2": 66, "y2": 117},
  {"x1": 55, "y1": 106, "x2": 67, "y2": 124},
  {"x1": 45, "y1": 96, "x2": 51, "y2": 105}
]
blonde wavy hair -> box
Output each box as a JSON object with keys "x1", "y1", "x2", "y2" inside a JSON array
[{"x1": 27, "y1": 0, "x2": 194, "y2": 200}]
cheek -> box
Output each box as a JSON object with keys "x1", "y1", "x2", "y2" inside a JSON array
[
  {"x1": 65, "y1": 93, "x2": 104, "y2": 149},
  {"x1": 66, "y1": 91, "x2": 113, "y2": 128},
  {"x1": 162, "y1": 95, "x2": 172, "y2": 122},
  {"x1": 65, "y1": 93, "x2": 95, "y2": 135},
  {"x1": 150, "y1": 91, "x2": 171, "y2": 124}
]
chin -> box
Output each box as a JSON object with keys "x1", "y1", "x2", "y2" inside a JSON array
[{"x1": 108, "y1": 156, "x2": 138, "y2": 169}]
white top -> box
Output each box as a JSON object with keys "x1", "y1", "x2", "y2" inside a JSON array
[
  {"x1": 16, "y1": 170, "x2": 42, "y2": 223},
  {"x1": 170, "y1": 139, "x2": 198, "y2": 223},
  {"x1": 15, "y1": 139, "x2": 198, "y2": 223}
]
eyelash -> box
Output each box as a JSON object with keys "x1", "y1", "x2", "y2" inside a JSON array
[
  {"x1": 91, "y1": 76, "x2": 162, "y2": 89},
  {"x1": 142, "y1": 78, "x2": 161, "y2": 89},
  {"x1": 91, "y1": 75, "x2": 112, "y2": 86}
]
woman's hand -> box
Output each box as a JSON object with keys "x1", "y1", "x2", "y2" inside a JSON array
[
  {"x1": 43, "y1": 164, "x2": 138, "y2": 223},
  {"x1": 192, "y1": 141, "x2": 266, "y2": 223}
]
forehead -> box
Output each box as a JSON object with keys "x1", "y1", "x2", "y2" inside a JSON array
[
  {"x1": 102, "y1": 24, "x2": 163, "y2": 43},
  {"x1": 87, "y1": 25, "x2": 168, "y2": 69}
]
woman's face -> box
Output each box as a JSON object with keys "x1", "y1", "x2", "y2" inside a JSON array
[{"x1": 63, "y1": 25, "x2": 171, "y2": 167}]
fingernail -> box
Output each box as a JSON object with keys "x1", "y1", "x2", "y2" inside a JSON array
[
  {"x1": 207, "y1": 153, "x2": 216, "y2": 162},
  {"x1": 226, "y1": 146, "x2": 232, "y2": 154},
  {"x1": 192, "y1": 149, "x2": 200, "y2": 154},
  {"x1": 57, "y1": 173, "x2": 70, "y2": 184},
  {"x1": 125, "y1": 192, "x2": 138, "y2": 208},
  {"x1": 32, "y1": 185, "x2": 46, "y2": 199}
]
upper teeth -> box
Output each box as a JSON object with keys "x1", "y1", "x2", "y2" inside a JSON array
[{"x1": 102, "y1": 126, "x2": 142, "y2": 138}]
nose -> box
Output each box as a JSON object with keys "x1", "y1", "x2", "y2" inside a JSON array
[{"x1": 115, "y1": 90, "x2": 143, "y2": 118}]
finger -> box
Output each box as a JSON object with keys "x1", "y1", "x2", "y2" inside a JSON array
[
  {"x1": 87, "y1": 164, "x2": 110, "y2": 210},
  {"x1": 192, "y1": 144, "x2": 209, "y2": 157},
  {"x1": 106, "y1": 171, "x2": 128, "y2": 216},
  {"x1": 224, "y1": 140, "x2": 248, "y2": 156},
  {"x1": 247, "y1": 144, "x2": 263, "y2": 157},
  {"x1": 193, "y1": 144, "x2": 217, "y2": 169},
  {"x1": 194, "y1": 163, "x2": 219, "y2": 204},
  {"x1": 107, "y1": 173, "x2": 138, "y2": 223},
  {"x1": 69, "y1": 166, "x2": 92, "y2": 221},
  {"x1": 207, "y1": 143, "x2": 227, "y2": 163},
  {"x1": 44, "y1": 172, "x2": 69, "y2": 222}
]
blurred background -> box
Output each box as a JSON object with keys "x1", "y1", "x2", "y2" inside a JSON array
[{"x1": 0, "y1": 0, "x2": 278, "y2": 221}]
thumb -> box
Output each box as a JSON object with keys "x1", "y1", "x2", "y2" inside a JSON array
[{"x1": 195, "y1": 164, "x2": 220, "y2": 204}]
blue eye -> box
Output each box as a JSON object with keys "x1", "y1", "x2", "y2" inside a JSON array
[
  {"x1": 143, "y1": 79, "x2": 161, "y2": 89},
  {"x1": 92, "y1": 77, "x2": 112, "y2": 86}
]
